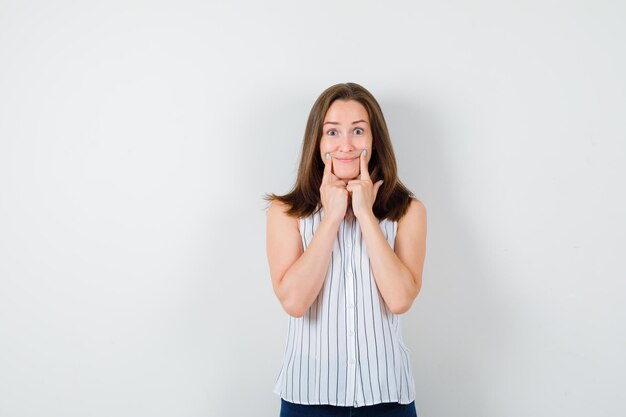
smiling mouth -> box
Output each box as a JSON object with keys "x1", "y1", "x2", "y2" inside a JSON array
[{"x1": 334, "y1": 157, "x2": 358, "y2": 162}]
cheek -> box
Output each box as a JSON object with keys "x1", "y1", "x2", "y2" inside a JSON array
[
  {"x1": 356, "y1": 136, "x2": 372, "y2": 151},
  {"x1": 319, "y1": 138, "x2": 334, "y2": 153}
]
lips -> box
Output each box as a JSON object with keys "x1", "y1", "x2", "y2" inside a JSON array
[{"x1": 334, "y1": 156, "x2": 358, "y2": 162}]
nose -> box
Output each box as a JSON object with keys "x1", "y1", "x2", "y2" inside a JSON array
[{"x1": 338, "y1": 133, "x2": 356, "y2": 152}]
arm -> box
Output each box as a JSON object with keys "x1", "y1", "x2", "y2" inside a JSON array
[
  {"x1": 267, "y1": 154, "x2": 349, "y2": 317},
  {"x1": 266, "y1": 200, "x2": 342, "y2": 318},
  {"x1": 347, "y1": 151, "x2": 427, "y2": 314},
  {"x1": 358, "y1": 198, "x2": 427, "y2": 314}
]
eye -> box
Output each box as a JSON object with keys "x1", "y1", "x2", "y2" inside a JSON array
[
  {"x1": 326, "y1": 129, "x2": 338, "y2": 136},
  {"x1": 354, "y1": 127, "x2": 364, "y2": 135}
]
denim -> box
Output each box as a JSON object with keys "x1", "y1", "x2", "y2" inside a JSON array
[{"x1": 279, "y1": 399, "x2": 417, "y2": 417}]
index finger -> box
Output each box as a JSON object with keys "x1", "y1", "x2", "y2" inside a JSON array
[
  {"x1": 360, "y1": 149, "x2": 371, "y2": 180},
  {"x1": 322, "y1": 152, "x2": 334, "y2": 185}
]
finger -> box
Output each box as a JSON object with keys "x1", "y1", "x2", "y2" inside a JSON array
[
  {"x1": 347, "y1": 179, "x2": 362, "y2": 192},
  {"x1": 360, "y1": 149, "x2": 371, "y2": 181},
  {"x1": 322, "y1": 152, "x2": 333, "y2": 185}
]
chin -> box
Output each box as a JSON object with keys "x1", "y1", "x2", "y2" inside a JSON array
[{"x1": 336, "y1": 171, "x2": 359, "y2": 181}]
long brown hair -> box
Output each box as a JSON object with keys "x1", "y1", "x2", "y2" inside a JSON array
[{"x1": 265, "y1": 82, "x2": 414, "y2": 221}]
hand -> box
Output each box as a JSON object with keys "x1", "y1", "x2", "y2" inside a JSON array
[
  {"x1": 320, "y1": 153, "x2": 349, "y2": 223},
  {"x1": 346, "y1": 150, "x2": 383, "y2": 220}
]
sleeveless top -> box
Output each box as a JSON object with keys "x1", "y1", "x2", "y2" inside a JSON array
[{"x1": 273, "y1": 207, "x2": 416, "y2": 407}]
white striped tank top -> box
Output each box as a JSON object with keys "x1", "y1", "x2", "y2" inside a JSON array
[{"x1": 273, "y1": 207, "x2": 416, "y2": 407}]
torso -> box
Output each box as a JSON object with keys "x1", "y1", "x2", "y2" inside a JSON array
[{"x1": 273, "y1": 207, "x2": 416, "y2": 407}]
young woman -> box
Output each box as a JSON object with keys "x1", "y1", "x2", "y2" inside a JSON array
[{"x1": 266, "y1": 83, "x2": 427, "y2": 417}]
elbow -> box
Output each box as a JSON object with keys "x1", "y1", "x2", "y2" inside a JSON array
[
  {"x1": 388, "y1": 282, "x2": 422, "y2": 315},
  {"x1": 388, "y1": 299, "x2": 413, "y2": 315},
  {"x1": 282, "y1": 303, "x2": 307, "y2": 318},
  {"x1": 278, "y1": 294, "x2": 308, "y2": 318},
  {"x1": 274, "y1": 279, "x2": 309, "y2": 318}
]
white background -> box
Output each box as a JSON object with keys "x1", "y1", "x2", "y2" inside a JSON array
[{"x1": 1, "y1": 1, "x2": 625, "y2": 416}]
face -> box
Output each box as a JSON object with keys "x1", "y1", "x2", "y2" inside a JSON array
[{"x1": 320, "y1": 100, "x2": 373, "y2": 180}]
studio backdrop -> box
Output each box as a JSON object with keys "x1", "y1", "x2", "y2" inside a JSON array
[{"x1": 1, "y1": 1, "x2": 624, "y2": 416}]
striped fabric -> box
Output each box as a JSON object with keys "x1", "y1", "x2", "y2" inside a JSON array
[{"x1": 273, "y1": 207, "x2": 416, "y2": 407}]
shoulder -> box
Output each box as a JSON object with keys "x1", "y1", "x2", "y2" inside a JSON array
[
  {"x1": 398, "y1": 198, "x2": 426, "y2": 225},
  {"x1": 266, "y1": 199, "x2": 299, "y2": 227},
  {"x1": 396, "y1": 198, "x2": 426, "y2": 237},
  {"x1": 267, "y1": 199, "x2": 291, "y2": 216}
]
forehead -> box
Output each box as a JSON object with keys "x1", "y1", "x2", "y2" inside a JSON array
[{"x1": 323, "y1": 100, "x2": 369, "y2": 123}]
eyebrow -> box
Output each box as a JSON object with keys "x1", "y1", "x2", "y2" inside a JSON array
[{"x1": 322, "y1": 120, "x2": 369, "y2": 126}]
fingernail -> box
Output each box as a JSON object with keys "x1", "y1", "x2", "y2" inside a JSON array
[
  {"x1": 325, "y1": 152, "x2": 330, "y2": 159},
  {"x1": 363, "y1": 149, "x2": 367, "y2": 156}
]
